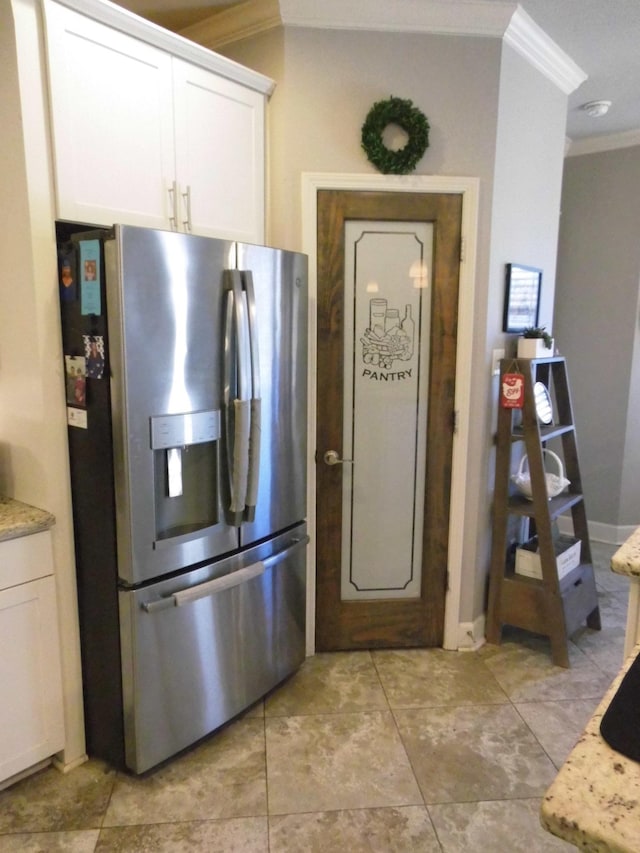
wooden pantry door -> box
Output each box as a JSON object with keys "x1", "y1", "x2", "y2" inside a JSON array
[{"x1": 315, "y1": 189, "x2": 462, "y2": 650}]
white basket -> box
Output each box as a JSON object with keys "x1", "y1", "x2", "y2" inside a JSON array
[{"x1": 511, "y1": 449, "x2": 570, "y2": 500}]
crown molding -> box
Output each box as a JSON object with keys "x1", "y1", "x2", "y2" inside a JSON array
[
  {"x1": 181, "y1": 0, "x2": 282, "y2": 49},
  {"x1": 503, "y1": 7, "x2": 586, "y2": 95},
  {"x1": 182, "y1": 0, "x2": 586, "y2": 96},
  {"x1": 275, "y1": 0, "x2": 513, "y2": 36},
  {"x1": 182, "y1": 0, "x2": 512, "y2": 47},
  {"x1": 46, "y1": 0, "x2": 274, "y2": 93},
  {"x1": 566, "y1": 128, "x2": 640, "y2": 157}
]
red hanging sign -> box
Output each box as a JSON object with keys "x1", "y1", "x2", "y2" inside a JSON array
[{"x1": 501, "y1": 372, "x2": 525, "y2": 408}]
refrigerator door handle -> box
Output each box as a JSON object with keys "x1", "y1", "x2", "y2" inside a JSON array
[
  {"x1": 242, "y1": 270, "x2": 262, "y2": 523},
  {"x1": 223, "y1": 288, "x2": 235, "y2": 511},
  {"x1": 224, "y1": 271, "x2": 252, "y2": 524},
  {"x1": 140, "y1": 535, "x2": 309, "y2": 613},
  {"x1": 232, "y1": 398, "x2": 250, "y2": 519}
]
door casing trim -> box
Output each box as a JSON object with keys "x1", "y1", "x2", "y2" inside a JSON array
[{"x1": 301, "y1": 172, "x2": 480, "y2": 655}]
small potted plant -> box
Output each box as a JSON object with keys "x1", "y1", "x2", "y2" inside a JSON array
[{"x1": 517, "y1": 326, "x2": 554, "y2": 359}]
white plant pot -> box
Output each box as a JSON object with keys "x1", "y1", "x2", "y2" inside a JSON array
[{"x1": 517, "y1": 337, "x2": 554, "y2": 359}]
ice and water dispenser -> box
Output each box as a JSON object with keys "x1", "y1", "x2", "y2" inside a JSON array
[{"x1": 151, "y1": 410, "x2": 221, "y2": 543}]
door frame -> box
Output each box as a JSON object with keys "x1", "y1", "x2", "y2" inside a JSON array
[{"x1": 301, "y1": 172, "x2": 480, "y2": 656}]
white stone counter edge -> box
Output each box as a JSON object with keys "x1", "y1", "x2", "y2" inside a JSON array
[
  {"x1": 541, "y1": 642, "x2": 640, "y2": 852},
  {"x1": 612, "y1": 526, "x2": 640, "y2": 659},
  {"x1": 611, "y1": 527, "x2": 640, "y2": 579},
  {"x1": 0, "y1": 496, "x2": 55, "y2": 542}
]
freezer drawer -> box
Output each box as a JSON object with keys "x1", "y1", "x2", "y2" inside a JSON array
[{"x1": 118, "y1": 525, "x2": 307, "y2": 773}]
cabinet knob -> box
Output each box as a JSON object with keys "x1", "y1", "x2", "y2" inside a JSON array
[
  {"x1": 182, "y1": 185, "x2": 192, "y2": 232},
  {"x1": 168, "y1": 181, "x2": 178, "y2": 230}
]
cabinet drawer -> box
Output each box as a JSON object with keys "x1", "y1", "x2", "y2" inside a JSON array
[{"x1": 0, "y1": 531, "x2": 54, "y2": 592}]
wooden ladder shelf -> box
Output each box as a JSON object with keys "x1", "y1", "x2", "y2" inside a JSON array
[{"x1": 486, "y1": 356, "x2": 601, "y2": 667}]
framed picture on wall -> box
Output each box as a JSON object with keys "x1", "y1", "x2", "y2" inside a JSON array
[{"x1": 502, "y1": 263, "x2": 542, "y2": 332}]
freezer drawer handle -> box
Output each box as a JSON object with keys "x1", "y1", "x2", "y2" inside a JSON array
[
  {"x1": 142, "y1": 561, "x2": 264, "y2": 613},
  {"x1": 263, "y1": 534, "x2": 309, "y2": 568},
  {"x1": 173, "y1": 561, "x2": 265, "y2": 606},
  {"x1": 140, "y1": 535, "x2": 309, "y2": 613}
]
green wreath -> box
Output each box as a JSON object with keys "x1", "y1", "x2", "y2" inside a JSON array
[{"x1": 361, "y1": 96, "x2": 430, "y2": 175}]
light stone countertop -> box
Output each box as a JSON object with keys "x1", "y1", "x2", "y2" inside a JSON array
[
  {"x1": 611, "y1": 527, "x2": 640, "y2": 660},
  {"x1": 540, "y1": 643, "x2": 640, "y2": 852},
  {"x1": 611, "y1": 527, "x2": 640, "y2": 579},
  {"x1": 0, "y1": 496, "x2": 55, "y2": 542}
]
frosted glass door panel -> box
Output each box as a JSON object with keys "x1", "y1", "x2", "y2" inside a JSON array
[{"x1": 341, "y1": 222, "x2": 432, "y2": 601}]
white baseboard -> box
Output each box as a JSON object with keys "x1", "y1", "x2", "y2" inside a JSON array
[
  {"x1": 456, "y1": 614, "x2": 486, "y2": 651},
  {"x1": 52, "y1": 752, "x2": 88, "y2": 774},
  {"x1": 556, "y1": 516, "x2": 637, "y2": 546}
]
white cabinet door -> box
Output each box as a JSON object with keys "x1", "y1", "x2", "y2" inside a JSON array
[
  {"x1": 0, "y1": 575, "x2": 65, "y2": 783},
  {"x1": 44, "y1": 1, "x2": 175, "y2": 229},
  {"x1": 172, "y1": 59, "x2": 265, "y2": 243},
  {"x1": 44, "y1": 2, "x2": 266, "y2": 240}
]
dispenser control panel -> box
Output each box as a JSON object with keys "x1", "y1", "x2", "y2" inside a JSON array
[{"x1": 150, "y1": 410, "x2": 220, "y2": 449}]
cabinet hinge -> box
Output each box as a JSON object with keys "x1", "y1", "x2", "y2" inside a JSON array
[
  {"x1": 459, "y1": 236, "x2": 465, "y2": 263},
  {"x1": 452, "y1": 409, "x2": 458, "y2": 434}
]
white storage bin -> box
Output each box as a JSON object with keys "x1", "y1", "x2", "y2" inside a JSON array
[{"x1": 515, "y1": 535, "x2": 581, "y2": 581}]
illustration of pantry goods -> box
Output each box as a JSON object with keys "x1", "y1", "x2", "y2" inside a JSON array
[{"x1": 362, "y1": 299, "x2": 414, "y2": 369}]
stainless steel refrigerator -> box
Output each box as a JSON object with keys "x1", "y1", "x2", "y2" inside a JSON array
[{"x1": 58, "y1": 224, "x2": 308, "y2": 774}]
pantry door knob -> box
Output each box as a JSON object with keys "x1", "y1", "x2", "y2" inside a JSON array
[{"x1": 323, "y1": 450, "x2": 354, "y2": 466}]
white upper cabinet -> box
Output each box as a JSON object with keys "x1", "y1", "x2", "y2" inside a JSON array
[
  {"x1": 43, "y1": 0, "x2": 270, "y2": 243},
  {"x1": 44, "y1": 4, "x2": 175, "y2": 230},
  {"x1": 172, "y1": 59, "x2": 265, "y2": 242}
]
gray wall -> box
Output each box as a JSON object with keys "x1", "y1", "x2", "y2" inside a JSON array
[
  {"x1": 222, "y1": 26, "x2": 568, "y2": 627},
  {"x1": 490, "y1": 44, "x2": 566, "y2": 331},
  {"x1": 555, "y1": 146, "x2": 640, "y2": 534},
  {"x1": 229, "y1": 27, "x2": 502, "y2": 251},
  {"x1": 474, "y1": 41, "x2": 567, "y2": 616}
]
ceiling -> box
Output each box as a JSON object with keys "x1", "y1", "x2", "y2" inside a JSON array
[{"x1": 116, "y1": 0, "x2": 640, "y2": 143}]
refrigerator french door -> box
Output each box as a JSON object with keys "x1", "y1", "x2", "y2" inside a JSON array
[{"x1": 59, "y1": 224, "x2": 308, "y2": 773}]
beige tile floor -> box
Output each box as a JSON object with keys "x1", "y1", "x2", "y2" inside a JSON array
[{"x1": 0, "y1": 542, "x2": 628, "y2": 852}]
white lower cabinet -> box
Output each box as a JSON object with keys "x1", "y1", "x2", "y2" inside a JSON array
[
  {"x1": 43, "y1": 0, "x2": 267, "y2": 243},
  {"x1": 0, "y1": 532, "x2": 65, "y2": 786}
]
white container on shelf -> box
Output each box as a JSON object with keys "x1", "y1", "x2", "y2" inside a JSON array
[
  {"x1": 517, "y1": 337, "x2": 554, "y2": 358},
  {"x1": 515, "y1": 534, "x2": 581, "y2": 581}
]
